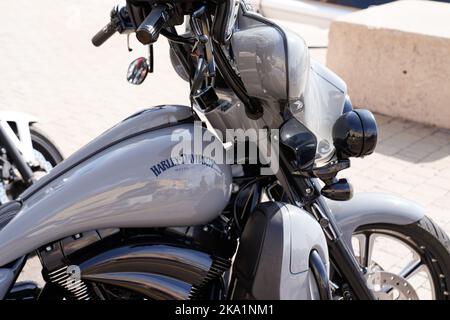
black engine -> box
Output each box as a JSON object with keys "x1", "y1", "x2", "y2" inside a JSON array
[{"x1": 36, "y1": 223, "x2": 234, "y2": 300}]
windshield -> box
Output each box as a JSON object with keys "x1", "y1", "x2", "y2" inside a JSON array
[
  {"x1": 293, "y1": 61, "x2": 347, "y2": 164},
  {"x1": 231, "y1": 9, "x2": 346, "y2": 165}
]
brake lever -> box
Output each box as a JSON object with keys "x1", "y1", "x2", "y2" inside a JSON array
[
  {"x1": 190, "y1": 6, "x2": 216, "y2": 78},
  {"x1": 126, "y1": 34, "x2": 133, "y2": 52}
]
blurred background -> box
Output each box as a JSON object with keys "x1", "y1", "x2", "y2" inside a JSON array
[{"x1": 0, "y1": 1, "x2": 190, "y2": 156}]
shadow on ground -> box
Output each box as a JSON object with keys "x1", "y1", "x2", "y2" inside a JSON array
[{"x1": 374, "y1": 113, "x2": 450, "y2": 163}]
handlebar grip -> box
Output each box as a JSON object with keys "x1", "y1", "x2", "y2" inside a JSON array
[
  {"x1": 136, "y1": 6, "x2": 168, "y2": 45},
  {"x1": 92, "y1": 21, "x2": 117, "y2": 47}
]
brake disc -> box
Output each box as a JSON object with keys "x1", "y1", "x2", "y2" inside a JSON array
[{"x1": 366, "y1": 271, "x2": 419, "y2": 300}]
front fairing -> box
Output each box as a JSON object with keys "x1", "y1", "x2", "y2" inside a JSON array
[
  {"x1": 231, "y1": 11, "x2": 310, "y2": 108},
  {"x1": 231, "y1": 7, "x2": 347, "y2": 163}
]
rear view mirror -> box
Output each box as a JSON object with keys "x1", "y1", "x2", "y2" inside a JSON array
[{"x1": 127, "y1": 57, "x2": 150, "y2": 85}]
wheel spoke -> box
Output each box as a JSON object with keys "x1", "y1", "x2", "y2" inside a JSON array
[
  {"x1": 399, "y1": 259, "x2": 423, "y2": 279},
  {"x1": 365, "y1": 233, "x2": 375, "y2": 269},
  {"x1": 354, "y1": 233, "x2": 375, "y2": 268},
  {"x1": 354, "y1": 234, "x2": 366, "y2": 266}
]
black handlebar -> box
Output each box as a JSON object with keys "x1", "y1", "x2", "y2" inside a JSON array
[
  {"x1": 136, "y1": 6, "x2": 168, "y2": 45},
  {"x1": 92, "y1": 20, "x2": 117, "y2": 47},
  {"x1": 92, "y1": 5, "x2": 169, "y2": 47}
]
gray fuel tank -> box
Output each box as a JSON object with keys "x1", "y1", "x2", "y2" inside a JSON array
[{"x1": 0, "y1": 105, "x2": 232, "y2": 266}]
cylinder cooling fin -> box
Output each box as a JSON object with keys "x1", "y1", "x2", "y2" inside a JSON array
[
  {"x1": 48, "y1": 266, "x2": 92, "y2": 300},
  {"x1": 43, "y1": 242, "x2": 230, "y2": 300}
]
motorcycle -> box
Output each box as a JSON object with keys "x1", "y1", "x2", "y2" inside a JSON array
[
  {"x1": 0, "y1": 0, "x2": 448, "y2": 300},
  {"x1": 0, "y1": 111, "x2": 63, "y2": 204}
]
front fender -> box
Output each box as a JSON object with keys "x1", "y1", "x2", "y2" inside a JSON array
[{"x1": 326, "y1": 193, "x2": 425, "y2": 247}]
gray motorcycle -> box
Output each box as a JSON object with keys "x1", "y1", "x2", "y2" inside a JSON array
[{"x1": 0, "y1": 0, "x2": 449, "y2": 300}]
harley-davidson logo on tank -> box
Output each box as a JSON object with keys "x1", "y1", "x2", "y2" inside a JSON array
[
  {"x1": 150, "y1": 154, "x2": 221, "y2": 177},
  {"x1": 153, "y1": 121, "x2": 280, "y2": 176}
]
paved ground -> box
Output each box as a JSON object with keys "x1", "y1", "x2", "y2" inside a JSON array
[{"x1": 1, "y1": 1, "x2": 450, "y2": 298}]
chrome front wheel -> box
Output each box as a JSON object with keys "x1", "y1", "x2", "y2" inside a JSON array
[{"x1": 352, "y1": 216, "x2": 450, "y2": 300}]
